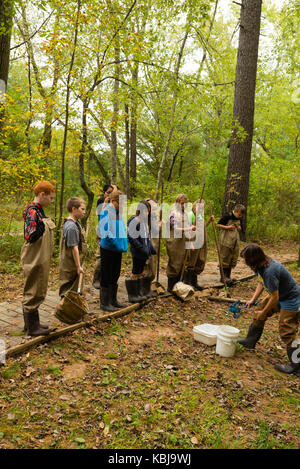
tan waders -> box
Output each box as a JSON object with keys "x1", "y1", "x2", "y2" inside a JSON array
[
  {"x1": 58, "y1": 221, "x2": 87, "y2": 298},
  {"x1": 219, "y1": 218, "x2": 241, "y2": 283},
  {"x1": 166, "y1": 211, "x2": 189, "y2": 291},
  {"x1": 21, "y1": 217, "x2": 56, "y2": 336},
  {"x1": 185, "y1": 226, "x2": 207, "y2": 290}
]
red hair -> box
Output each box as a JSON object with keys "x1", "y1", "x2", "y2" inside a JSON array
[{"x1": 34, "y1": 181, "x2": 56, "y2": 196}]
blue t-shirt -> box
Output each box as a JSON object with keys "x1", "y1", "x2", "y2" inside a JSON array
[{"x1": 258, "y1": 260, "x2": 300, "y2": 310}]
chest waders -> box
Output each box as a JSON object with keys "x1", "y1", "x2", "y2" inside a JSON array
[
  {"x1": 166, "y1": 211, "x2": 189, "y2": 291},
  {"x1": 58, "y1": 220, "x2": 88, "y2": 298},
  {"x1": 219, "y1": 218, "x2": 241, "y2": 284},
  {"x1": 21, "y1": 217, "x2": 56, "y2": 336}
]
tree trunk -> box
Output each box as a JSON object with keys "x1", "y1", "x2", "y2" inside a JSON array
[
  {"x1": 125, "y1": 103, "x2": 130, "y2": 198},
  {"x1": 57, "y1": 0, "x2": 81, "y2": 238},
  {"x1": 79, "y1": 99, "x2": 94, "y2": 228},
  {"x1": 222, "y1": 0, "x2": 262, "y2": 239},
  {"x1": 130, "y1": 64, "x2": 138, "y2": 184},
  {"x1": 0, "y1": 0, "x2": 14, "y2": 137}
]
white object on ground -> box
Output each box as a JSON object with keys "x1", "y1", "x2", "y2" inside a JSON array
[
  {"x1": 193, "y1": 324, "x2": 220, "y2": 346},
  {"x1": 216, "y1": 325, "x2": 240, "y2": 358}
]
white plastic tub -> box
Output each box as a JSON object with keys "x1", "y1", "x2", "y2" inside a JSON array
[
  {"x1": 216, "y1": 325, "x2": 240, "y2": 357},
  {"x1": 193, "y1": 324, "x2": 220, "y2": 346}
]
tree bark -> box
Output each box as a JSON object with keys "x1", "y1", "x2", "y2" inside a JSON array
[
  {"x1": 79, "y1": 99, "x2": 94, "y2": 228},
  {"x1": 130, "y1": 64, "x2": 138, "y2": 182},
  {"x1": 125, "y1": 103, "x2": 130, "y2": 197},
  {"x1": 57, "y1": 0, "x2": 81, "y2": 237},
  {"x1": 0, "y1": 0, "x2": 14, "y2": 137},
  {"x1": 222, "y1": 0, "x2": 262, "y2": 239}
]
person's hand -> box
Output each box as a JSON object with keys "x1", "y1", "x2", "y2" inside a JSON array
[
  {"x1": 237, "y1": 226, "x2": 242, "y2": 232},
  {"x1": 253, "y1": 310, "x2": 266, "y2": 321},
  {"x1": 209, "y1": 215, "x2": 214, "y2": 223},
  {"x1": 77, "y1": 266, "x2": 84, "y2": 276},
  {"x1": 191, "y1": 225, "x2": 196, "y2": 231},
  {"x1": 245, "y1": 300, "x2": 254, "y2": 309},
  {"x1": 228, "y1": 224, "x2": 235, "y2": 230}
]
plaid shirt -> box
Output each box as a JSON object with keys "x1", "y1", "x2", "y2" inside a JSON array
[{"x1": 23, "y1": 203, "x2": 46, "y2": 243}]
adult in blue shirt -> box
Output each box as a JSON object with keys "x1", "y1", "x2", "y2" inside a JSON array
[{"x1": 238, "y1": 244, "x2": 300, "y2": 377}]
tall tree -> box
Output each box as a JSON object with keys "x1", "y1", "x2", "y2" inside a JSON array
[
  {"x1": 222, "y1": 0, "x2": 262, "y2": 238},
  {"x1": 0, "y1": 0, "x2": 14, "y2": 137}
]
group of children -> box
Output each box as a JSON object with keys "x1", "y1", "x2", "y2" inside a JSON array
[{"x1": 20, "y1": 181, "x2": 300, "y2": 377}]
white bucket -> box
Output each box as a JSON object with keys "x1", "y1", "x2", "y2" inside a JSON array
[
  {"x1": 216, "y1": 325, "x2": 240, "y2": 358},
  {"x1": 193, "y1": 324, "x2": 220, "y2": 346}
]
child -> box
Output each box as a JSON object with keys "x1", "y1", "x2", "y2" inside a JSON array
[
  {"x1": 127, "y1": 200, "x2": 156, "y2": 303},
  {"x1": 217, "y1": 203, "x2": 245, "y2": 285},
  {"x1": 21, "y1": 181, "x2": 56, "y2": 336},
  {"x1": 238, "y1": 244, "x2": 300, "y2": 377},
  {"x1": 143, "y1": 198, "x2": 161, "y2": 283},
  {"x1": 58, "y1": 198, "x2": 87, "y2": 298},
  {"x1": 185, "y1": 199, "x2": 214, "y2": 290},
  {"x1": 99, "y1": 191, "x2": 128, "y2": 312},
  {"x1": 92, "y1": 184, "x2": 114, "y2": 289},
  {"x1": 166, "y1": 194, "x2": 196, "y2": 292}
]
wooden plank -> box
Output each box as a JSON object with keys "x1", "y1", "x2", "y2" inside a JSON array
[{"x1": 5, "y1": 294, "x2": 171, "y2": 358}]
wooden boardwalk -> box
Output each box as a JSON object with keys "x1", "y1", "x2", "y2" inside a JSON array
[{"x1": 0, "y1": 255, "x2": 296, "y2": 358}]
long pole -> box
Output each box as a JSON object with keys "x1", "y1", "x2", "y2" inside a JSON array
[
  {"x1": 156, "y1": 182, "x2": 163, "y2": 283},
  {"x1": 210, "y1": 206, "x2": 226, "y2": 286}
]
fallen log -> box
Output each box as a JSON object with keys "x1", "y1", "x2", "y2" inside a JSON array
[{"x1": 207, "y1": 296, "x2": 247, "y2": 304}]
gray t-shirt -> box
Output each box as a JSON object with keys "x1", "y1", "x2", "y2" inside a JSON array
[
  {"x1": 63, "y1": 219, "x2": 81, "y2": 248},
  {"x1": 258, "y1": 260, "x2": 300, "y2": 301}
]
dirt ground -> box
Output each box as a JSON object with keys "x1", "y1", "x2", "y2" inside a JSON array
[{"x1": 0, "y1": 244, "x2": 299, "y2": 449}]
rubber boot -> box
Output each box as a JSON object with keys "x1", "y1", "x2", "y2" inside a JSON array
[
  {"x1": 100, "y1": 286, "x2": 118, "y2": 312},
  {"x1": 23, "y1": 311, "x2": 51, "y2": 337},
  {"x1": 274, "y1": 346, "x2": 300, "y2": 377},
  {"x1": 167, "y1": 276, "x2": 179, "y2": 293},
  {"x1": 140, "y1": 277, "x2": 157, "y2": 299},
  {"x1": 220, "y1": 267, "x2": 233, "y2": 286},
  {"x1": 183, "y1": 271, "x2": 193, "y2": 286},
  {"x1": 238, "y1": 323, "x2": 264, "y2": 349},
  {"x1": 125, "y1": 279, "x2": 147, "y2": 303},
  {"x1": 110, "y1": 284, "x2": 126, "y2": 309},
  {"x1": 191, "y1": 272, "x2": 203, "y2": 291},
  {"x1": 23, "y1": 309, "x2": 50, "y2": 332},
  {"x1": 92, "y1": 268, "x2": 101, "y2": 289}
]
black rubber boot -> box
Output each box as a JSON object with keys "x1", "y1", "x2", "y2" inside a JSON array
[
  {"x1": 183, "y1": 271, "x2": 193, "y2": 286},
  {"x1": 110, "y1": 284, "x2": 126, "y2": 309},
  {"x1": 125, "y1": 279, "x2": 147, "y2": 303},
  {"x1": 92, "y1": 268, "x2": 101, "y2": 289},
  {"x1": 140, "y1": 277, "x2": 157, "y2": 299},
  {"x1": 220, "y1": 267, "x2": 233, "y2": 286},
  {"x1": 167, "y1": 276, "x2": 179, "y2": 293},
  {"x1": 23, "y1": 311, "x2": 51, "y2": 337},
  {"x1": 23, "y1": 309, "x2": 50, "y2": 332},
  {"x1": 274, "y1": 346, "x2": 300, "y2": 377},
  {"x1": 100, "y1": 286, "x2": 118, "y2": 312},
  {"x1": 191, "y1": 272, "x2": 203, "y2": 291},
  {"x1": 238, "y1": 324, "x2": 264, "y2": 350}
]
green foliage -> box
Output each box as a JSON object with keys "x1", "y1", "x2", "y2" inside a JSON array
[{"x1": 0, "y1": 0, "x2": 299, "y2": 244}]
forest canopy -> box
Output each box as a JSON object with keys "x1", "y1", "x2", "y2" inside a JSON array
[{"x1": 0, "y1": 0, "x2": 299, "y2": 242}]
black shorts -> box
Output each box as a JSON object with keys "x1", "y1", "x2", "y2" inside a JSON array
[{"x1": 132, "y1": 257, "x2": 147, "y2": 275}]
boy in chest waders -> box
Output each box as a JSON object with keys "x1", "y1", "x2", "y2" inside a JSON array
[
  {"x1": 217, "y1": 204, "x2": 245, "y2": 285},
  {"x1": 58, "y1": 198, "x2": 87, "y2": 298},
  {"x1": 21, "y1": 181, "x2": 56, "y2": 336}
]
